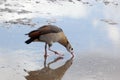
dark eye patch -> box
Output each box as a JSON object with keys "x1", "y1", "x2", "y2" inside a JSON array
[
  {"x1": 71, "y1": 48, "x2": 73, "y2": 50},
  {"x1": 69, "y1": 47, "x2": 73, "y2": 50}
]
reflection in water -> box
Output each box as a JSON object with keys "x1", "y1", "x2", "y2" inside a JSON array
[{"x1": 25, "y1": 56, "x2": 73, "y2": 80}]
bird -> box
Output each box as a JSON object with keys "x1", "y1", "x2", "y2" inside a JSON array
[{"x1": 25, "y1": 25, "x2": 74, "y2": 57}]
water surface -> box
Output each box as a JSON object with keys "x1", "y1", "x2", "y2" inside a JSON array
[{"x1": 0, "y1": 0, "x2": 120, "y2": 80}]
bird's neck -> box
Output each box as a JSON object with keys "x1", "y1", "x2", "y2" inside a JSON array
[{"x1": 58, "y1": 36, "x2": 69, "y2": 47}]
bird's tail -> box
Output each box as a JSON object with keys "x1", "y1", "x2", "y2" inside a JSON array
[{"x1": 25, "y1": 38, "x2": 34, "y2": 44}]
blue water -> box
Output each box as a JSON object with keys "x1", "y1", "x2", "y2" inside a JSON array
[{"x1": 0, "y1": 1, "x2": 120, "y2": 80}]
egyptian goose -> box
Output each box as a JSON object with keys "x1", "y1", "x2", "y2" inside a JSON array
[{"x1": 25, "y1": 25, "x2": 74, "y2": 57}]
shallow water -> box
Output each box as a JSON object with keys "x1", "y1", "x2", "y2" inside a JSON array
[{"x1": 0, "y1": 0, "x2": 120, "y2": 80}]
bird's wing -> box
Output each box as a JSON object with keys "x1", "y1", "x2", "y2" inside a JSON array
[
  {"x1": 38, "y1": 25, "x2": 63, "y2": 35},
  {"x1": 26, "y1": 30, "x2": 40, "y2": 38},
  {"x1": 27, "y1": 25, "x2": 63, "y2": 38}
]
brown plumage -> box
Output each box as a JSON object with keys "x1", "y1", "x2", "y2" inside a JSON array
[{"x1": 25, "y1": 25, "x2": 74, "y2": 57}]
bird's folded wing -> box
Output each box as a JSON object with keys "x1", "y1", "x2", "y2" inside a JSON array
[{"x1": 28, "y1": 25, "x2": 63, "y2": 38}]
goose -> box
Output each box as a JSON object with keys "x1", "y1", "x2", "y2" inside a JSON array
[{"x1": 25, "y1": 25, "x2": 74, "y2": 57}]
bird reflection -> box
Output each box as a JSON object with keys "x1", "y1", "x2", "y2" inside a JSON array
[{"x1": 25, "y1": 56, "x2": 74, "y2": 80}]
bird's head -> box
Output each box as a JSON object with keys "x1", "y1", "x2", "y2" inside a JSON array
[{"x1": 58, "y1": 35, "x2": 74, "y2": 56}]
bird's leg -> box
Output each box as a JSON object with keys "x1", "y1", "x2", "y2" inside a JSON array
[
  {"x1": 44, "y1": 43, "x2": 48, "y2": 58},
  {"x1": 48, "y1": 45, "x2": 64, "y2": 56},
  {"x1": 44, "y1": 55, "x2": 47, "y2": 68}
]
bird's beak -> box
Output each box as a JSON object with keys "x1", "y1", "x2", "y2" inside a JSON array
[{"x1": 71, "y1": 52, "x2": 74, "y2": 57}]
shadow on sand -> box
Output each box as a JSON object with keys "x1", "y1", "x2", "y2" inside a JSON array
[{"x1": 25, "y1": 56, "x2": 74, "y2": 80}]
